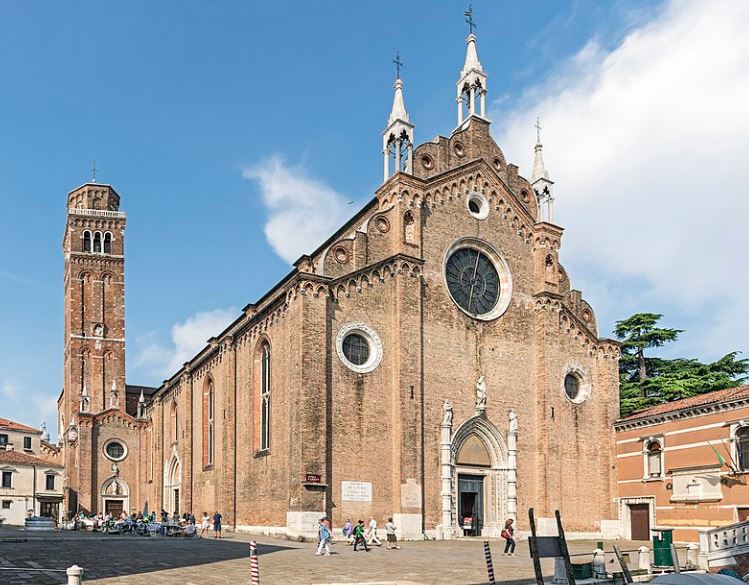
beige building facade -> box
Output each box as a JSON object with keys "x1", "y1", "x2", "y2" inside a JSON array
[
  {"x1": 58, "y1": 32, "x2": 620, "y2": 539},
  {"x1": 616, "y1": 385, "x2": 749, "y2": 543},
  {"x1": 0, "y1": 419, "x2": 64, "y2": 525}
]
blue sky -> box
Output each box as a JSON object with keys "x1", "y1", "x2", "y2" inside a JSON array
[{"x1": 1, "y1": 0, "x2": 747, "y2": 437}]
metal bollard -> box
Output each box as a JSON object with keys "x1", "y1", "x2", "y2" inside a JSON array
[
  {"x1": 638, "y1": 546, "x2": 651, "y2": 572},
  {"x1": 250, "y1": 541, "x2": 260, "y2": 585},
  {"x1": 67, "y1": 565, "x2": 83, "y2": 585},
  {"x1": 483, "y1": 541, "x2": 496, "y2": 585},
  {"x1": 593, "y1": 548, "x2": 606, "y2": 579}
]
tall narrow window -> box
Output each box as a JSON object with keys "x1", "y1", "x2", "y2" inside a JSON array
[
  {"x1": 1, "y1": 471, "x2": 11, "y2": 488},
  {"x1": 93, "y1": 232, "x2": 102, "y2": 253},
  {"x1": 260, "y1": 342, "x2": 271, "y2": 451},
  {"x1": 83, "y1": 231, "x2": 91, "y2": 252},
  {"x1": 103, "y1": 233, "x2": 112, "y2": 254},
  {"x1": 404, "y1": 211, "x2": 415, "y2": 244},
  {"x1": 208, "y1": 383, "x2": 215, "y2": 465},
  {"x1": 738, "y1": 428, "x2": 749, "y2": 471},
  {"x1": 646, "y1": 440, "x2": 663, "y2": 478},
  {"x1": 45, "y1": 474, "x2": 55, "y2": 491}
]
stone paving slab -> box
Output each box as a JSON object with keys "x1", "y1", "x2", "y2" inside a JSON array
[{"x1": 0, "y1": 527, "x2": 646, "y2": 585}]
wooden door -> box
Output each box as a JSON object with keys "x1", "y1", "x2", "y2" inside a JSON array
[
  {"x1": 105, "y1": 500, "x2": 123, "y2": 517},
  {"x1": 630, "y1": 503, "x2": 650, "y2": 541}
]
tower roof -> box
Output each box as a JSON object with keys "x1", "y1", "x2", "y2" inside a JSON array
[
  {"x1": 531, "y1": 120, "x2": 552, "y2": 185},
  {"x1": 460, "y1": 33, "x2": 484, "y2": 79},
  {"x1": 387, "y1": 78, "x2": 410, "y2": 127}
]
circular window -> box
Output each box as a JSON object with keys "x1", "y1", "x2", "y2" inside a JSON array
[
  {"x1": 104, "y1": 440, "x2": 127, "y2": 461},
  {"x1": 453, "y1": 142, "x2": 465, "y2": 157},
  {"x1": 375, "y1": 216, "x2": 390, "y2": 233},
  {"x1": 334, "y1": 246, "x2": 349, "y2": 264},
  {"x1": 562, "y1": 368, "x2": 591, "y2": 404},
  {"x1": 336, "y1": 323, "x2": 383, "y2": 374},
  {"x1": 421, "y1": 155, "x2": 434, "y2": 170},
  {"x1": 521, "y1": 190, "x2": 531, "y2": 203},
  {"x1": 443, "y1": 239, "x2": 513, "y2": 321},
  {"x1": 466, "y1": 192, "x2": 489, "y2": 220},
  {"x1": 493, "y1": 158, "x2": 502, "y2": 171}
]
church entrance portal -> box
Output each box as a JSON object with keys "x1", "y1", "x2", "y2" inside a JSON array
[{"x1": 458, "y1": 474, "x2": 484, "y2": 536}]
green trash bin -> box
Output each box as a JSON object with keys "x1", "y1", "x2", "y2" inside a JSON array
[
  {"x1": 652, "y1": 528, "x2": 674, "y2": 567},
  {"x1": 572, "y1": 562, "x2": 593, "y2": 580}
]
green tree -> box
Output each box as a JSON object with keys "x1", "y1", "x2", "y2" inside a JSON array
[
  {"x1": 614, "y1": 313, "x2": 748, "y2": 417},
  {"x1": 614, "y1": 313, "x2": 683, "y2": 382}
]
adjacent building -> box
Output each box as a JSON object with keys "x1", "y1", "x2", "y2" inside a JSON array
[
  {"x1": 58, "y1": 29, "x2": 621, "y2": 539},
  {"x1": 0, "y1": 418, "x2": 64, "y2": 524},
  {"x1": 616, "y1": 385, "x2": 749, "y2": 542}
]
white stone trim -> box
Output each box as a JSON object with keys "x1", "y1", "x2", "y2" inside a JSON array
[
  {"x1": 336, "y1": 322, "x2": 383, "y2": 374},
  {"x1": 442, "y1": 238, "x2": 513, "y2": 322},
  {"x1": 618, "y1": 496, "x2": 656, "y2": 540}
]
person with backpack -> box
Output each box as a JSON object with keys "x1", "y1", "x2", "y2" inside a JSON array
[
  {"x1": 315, "y1": 518, "x2": 332, "y2": 556},
  {"x1": 353, "y1": 519, "x2": 369, "y2": 551},
  {"x1": 501, "y1": 518, "x2": 516, "y2": 556}
]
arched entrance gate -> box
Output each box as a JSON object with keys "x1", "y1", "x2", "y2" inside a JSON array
[{"x1": 437, "y1": 410, "x2": 518, "y2": 539}]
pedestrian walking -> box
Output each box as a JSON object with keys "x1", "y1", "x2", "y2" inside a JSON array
[
  {"x1": 213, "y1": 510, "x2": 223, "y2": 539},
  {"x1": 353, "y1": 519, "x2": 369, "y2": 551},
  {"x1": 315, "y1": 518, "x2": 332, "y2": 556},
  {"x1": 200, "y1": 512, "x2": 210, "y2": 538},
  {"x1": 342, "y1": 518, "x2": 354, "y2": 544},
  {"x1": 385, "y1": 517, "x2": 400, "y2": 550},
  {"x1": 367, "y1": 516, "x2": 382, "y2": 546},
  {"x1": 501, "y1": 518, "x2": 516, "y2": 556}
]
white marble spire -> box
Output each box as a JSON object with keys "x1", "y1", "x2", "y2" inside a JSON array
[
  {"x1": 383, "y1": 53, "x2": 414, "y2": 181},
  {"x1": 531, "y1": 118, "x2": 555, "y2": 223},
  {"x1": 456, "y1": 33, "x2": 488, "y2": 124}
]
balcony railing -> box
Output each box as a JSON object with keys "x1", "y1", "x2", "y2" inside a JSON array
[
  {"x1": 68, "y1": 208, "x2": 126, "y2": 219},
  {"x1": 706, "y1": 520, "x2": 749, "y2": 553}
]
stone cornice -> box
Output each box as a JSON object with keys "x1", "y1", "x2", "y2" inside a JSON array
[
  {"x1": 615, "y1": 397, "x2": 749, "y2": 431},
  {"x1": 331, "y1": 253, "x2": 424, "y2": 301}
]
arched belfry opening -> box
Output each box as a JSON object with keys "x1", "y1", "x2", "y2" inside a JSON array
[{"x1": 438, "y1": 412, "x2": 517, "y2": 539}]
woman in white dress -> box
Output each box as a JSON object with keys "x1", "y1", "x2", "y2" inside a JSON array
[{"x1": 200, "y1": 512, "x2": 210, "y2": 538}]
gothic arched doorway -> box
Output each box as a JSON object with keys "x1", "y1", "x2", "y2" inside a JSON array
[
  {"x1": 101, "y1": 477, "x2": 129, "y2": 517},
  {"x1": 450, "y1": 416, "x2": 509, "y2": 538},
  {"x1": 164, "y1": 455, "x2": 181, "y2": 515}
]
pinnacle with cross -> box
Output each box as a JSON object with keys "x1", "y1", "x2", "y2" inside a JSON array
[
  {"x1": 91, "y1": 160, "x2": 97, "y2": 183},
  {"x1": 535, "y1": 117, "x2": 542, "y2": 144},
  {"x1": 464, "y1": 4, "x2": 477, "y2": 36},
  {"x1": 393, "y1": 51, "x2": 403, "y2": 80}
]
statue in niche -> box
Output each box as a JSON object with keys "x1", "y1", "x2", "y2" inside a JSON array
[
  {"x1": 476, "y1": 375, "x2": 487, "y2": 410},
  {"x1": 442, "y1": 400, "x2": 453, "y2": 426},
  {"x1": 111, "y1": 462, "x2": 119, "y2": 476},
  {"x1": 509, "y1": 408, "x2": 518, "y2": 433},
  {"x1": 109, "y1": 380, "x2": 119, "y2": 409}
]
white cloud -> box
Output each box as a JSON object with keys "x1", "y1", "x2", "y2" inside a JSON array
[
  {"x1": 242, "y1": 155, "x2": 351, "y2": 264},
  {"x1": 494, "y1": 0, "x2": 749, "y2": 360},
  {"x1": 133, "y1": 307, "x2": 237, "y2": 380},
  {"x1": 0, "y1": 378, "x2": 56, "y2": 438}
]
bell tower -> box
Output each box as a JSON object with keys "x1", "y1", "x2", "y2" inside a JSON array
[{"x1": 61, "y1": 181, "x2": 127, "y2": 432}]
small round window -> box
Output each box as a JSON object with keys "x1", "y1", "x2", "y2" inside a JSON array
[
  {"x1": 336, "y1": 323, "x2": 383, "y2": 374},
  {"x1": 562, "y1": 369, "x2": 591, "y2": 404},
  {"x1": 466, "y1": 192, "x2": 489, "y2": 220},
  {"x1": 104, "y1": 440, "x2": 126, "y2": 461}
]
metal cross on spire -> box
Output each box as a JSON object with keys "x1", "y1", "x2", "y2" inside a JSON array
[
  {"x1": 535, "y1": 117, "x2": 542, "y2": 144},
  {"x1": 91, "y1": 160, "x2": 97, "y2": 183},
  {"x1": 464, "y1": 4, "x2": 477, "y2": 35},
  {"x1": 393, "y1": 51, "x2": 403, "y2": 80}
]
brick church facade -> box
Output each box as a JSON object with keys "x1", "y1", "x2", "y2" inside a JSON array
[{"x1": 58, "y1": 31, "x2": 620, "y2": 539}]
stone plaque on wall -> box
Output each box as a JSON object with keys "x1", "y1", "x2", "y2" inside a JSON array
[{"x1": 342, "y1": 481, "x2": 372, "y2": 502}]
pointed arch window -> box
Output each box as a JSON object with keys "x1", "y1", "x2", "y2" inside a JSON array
[
  {"x1": 83, "y1": 231, "x2": 91, "y2": 252},
  {"x1": 203, "y1": 379, "x2": 215, "y2": 467},
  {"x1": 737, "y1": 427, "x2": 749, "y2": 471},
  {"x1": 260, "y1": 342, "x2": 271, "y2": 451}
]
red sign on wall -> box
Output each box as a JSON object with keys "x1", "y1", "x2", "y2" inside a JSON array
[{"x1": 305, "y1": 473, "x2": 322, "y2": 484}]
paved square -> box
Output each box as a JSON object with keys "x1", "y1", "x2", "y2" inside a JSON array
[{"x1": 0, "y1": 528, "x2": 644, "y2": 584}]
